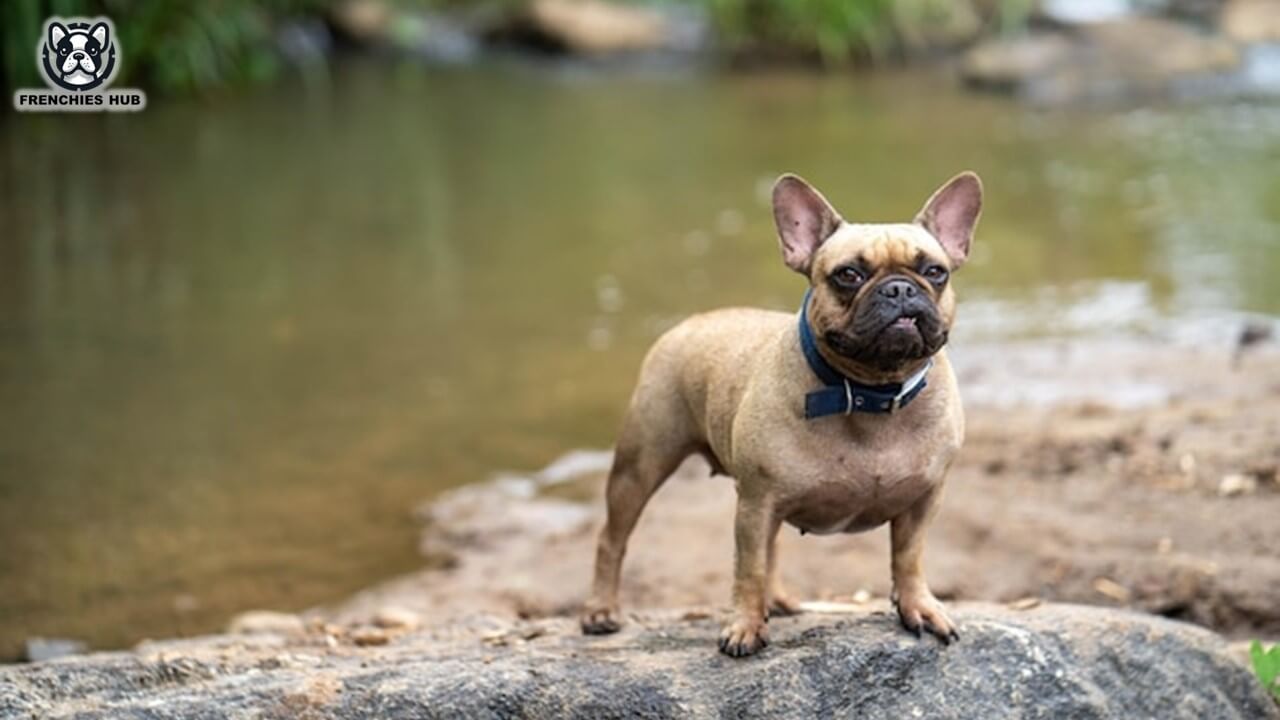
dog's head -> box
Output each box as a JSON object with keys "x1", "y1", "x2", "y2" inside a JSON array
[
  {"x1": 772, "y1": 172, "x2": 982, "y2": 375},
  {"x1": 48, "y1": 21, "x2": 108, "y2": 84}
]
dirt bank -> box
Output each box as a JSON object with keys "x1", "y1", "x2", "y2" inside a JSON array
[{"x1": 327, "y1": 337, "x2": 1280, "y2": 640}]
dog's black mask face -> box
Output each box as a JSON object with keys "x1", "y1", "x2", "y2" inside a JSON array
[
  {"x1": 821, "y1": 267, "x2": 950, "y2": 372},
  {"x1": 54, "y1": 33, "x2": 101, "y2": 60}
]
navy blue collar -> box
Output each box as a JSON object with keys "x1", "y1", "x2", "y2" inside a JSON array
[{"x1": 798, "y1": 289, "x2": 932, "y2": 419}]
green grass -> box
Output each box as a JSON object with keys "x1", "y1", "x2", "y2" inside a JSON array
[{"x1": 1253, "y1": 641, "x2": 1280, "y2": 703}]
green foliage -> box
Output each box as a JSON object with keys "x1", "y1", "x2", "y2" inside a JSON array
[
  {"x1": 701, "y1": 0, "x2": 1031, "y2": 65},
  {"x1": 0, "y1": 0, "x2": 1035, "y2": 94},
  {"x1": 1253, "y1": 641, "x2": 1280, "y2": 702},
  {"x1": 706, "y1": 0, "x2": 893, "y2": 63},
  {"x1": 0, "y1": 0, "x2": 327, "y2": 94}
]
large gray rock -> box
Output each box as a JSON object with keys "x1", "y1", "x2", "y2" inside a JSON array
[
  {"x1": 1, "y1": 603, "x2": 1275, "y2": 719},
  {"x1": 962, "y1": 17, "x2": 1241, "y2": 104}
]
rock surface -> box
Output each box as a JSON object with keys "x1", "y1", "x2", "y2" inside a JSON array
[
  {"x1": 962, "y1": 17, "x2": 1241, "y2": 103},
  {"x1": 1, "y1": 604, "x2": 1275, "y2": 719},
  {"x1": 1222, "y1": 0, "x2": 1280, "y2": 43}
]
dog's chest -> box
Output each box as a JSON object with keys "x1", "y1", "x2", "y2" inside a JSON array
[{"x1": 774, "y1": 434, "x2": 946, "y2": 535}]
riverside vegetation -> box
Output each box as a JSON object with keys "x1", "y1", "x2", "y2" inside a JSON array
[{"x1": 1, "y1": 0, "x2": 1028, "y2": 93}]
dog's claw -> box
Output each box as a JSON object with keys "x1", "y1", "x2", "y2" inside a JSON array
[
  {"x1": 895, "y1": 589, "x2": 957, "y2": 645},
  {"x1": 718, "y1": 618, "x2": 768, "y2": 658},
  {"x1": 580, "y1": 607, "x2": 622, "y2": 635},
  {"x1": 900, "y1": 615, "x2": 923, "y2": 638},
  {"x1": 924, "y1": 621, "x2": 953, "y2": 645}
]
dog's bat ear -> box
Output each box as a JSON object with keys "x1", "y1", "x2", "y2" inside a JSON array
[
  {"x1": 49, "y1": 22, "x2": 68, "y2": 48},
  {"x1": 915, "y1": 171, "x2": 982, "y2": 268},
  {"x1": 772, "y1": 174, "x2": 842, "y2": 276},
  {"x1": 90, "y1": 22, "x2": 109, "y2": 48}
]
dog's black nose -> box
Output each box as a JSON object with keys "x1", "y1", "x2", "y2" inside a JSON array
[
  {"x1": 73, "y1": 52, "x2": 84, "y2": 59},
  {"x1": 877, "y1": 279, "x2": 917, "y2": 299}
]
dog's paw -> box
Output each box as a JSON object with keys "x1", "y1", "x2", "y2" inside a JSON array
[
  {"x1": 580, "y1": 606, "x2": 622, "y2": 635},
  {"x1": 718, "y1": 616, "x2": 769, "y2": 658},
  {"x1": 768, "y1": 593, "x2": 803, "y2": 618},
  {"x1": 893, "y1": 589, "x2": 958, "y2": 645}
]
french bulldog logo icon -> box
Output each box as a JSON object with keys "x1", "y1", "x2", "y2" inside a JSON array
[
  {"x1": 13, "y1": 16, "x2": 144, "y2": 112},
  {"x1": 42, "y1": 19, "x2": 116, "y2": 92}
]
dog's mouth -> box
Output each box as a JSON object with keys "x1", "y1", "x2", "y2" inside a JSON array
[
  {"x1": 821, "y1": 307, "x2": 947, "y2": 372},
  {"x1": 883, "y1": 314, "x2": 921, "y2": 336}
]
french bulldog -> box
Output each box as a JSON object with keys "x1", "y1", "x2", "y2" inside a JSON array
[
  {"x1": 48, "y1": 21, "x2": 109, "y2": 87},
  {"x1": 581, "y1": 171, "x2": 983, "y2": 657}
]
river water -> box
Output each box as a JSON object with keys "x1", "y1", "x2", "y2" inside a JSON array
[{"x1": 1, "y1": 59, "x2": 1278, "y2": 657}]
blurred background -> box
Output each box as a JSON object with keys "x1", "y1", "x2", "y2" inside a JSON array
[{"x1": 2, "y1": 0, "x2": 1279, "y2": 662}]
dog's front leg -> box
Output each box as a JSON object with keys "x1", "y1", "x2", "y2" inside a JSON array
[
  {"x1": 719, "y1": 491, "x2": 774, "y2": 657},
  {"x1": 890, "y1": 484, "x2": 958, "y2": 644}
]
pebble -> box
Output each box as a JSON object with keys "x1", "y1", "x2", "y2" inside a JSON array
[
  {"x1": 1217, "y1": 473, "x2": 1257, "y2": 497},
  {"x1": 226, "y1": 611, "x2": 306, "y2": 636},
  {"x1": 351, "y1": 627, "x2": 390, "y2": 647},
  {"x1": 1008, "y1": 597, "x2": 1042, "y2": 611},
  {"x1": 373, "y1": 606, "x2": 421, "y2": 631},
  {"x1": 1092, "y1": 577, "x2": 1132, "y2": 603}
]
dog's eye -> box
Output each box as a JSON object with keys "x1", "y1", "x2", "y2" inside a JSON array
[
  {"x1": 89, "y1": 47, "x2": 98, "y2": 55},
  {"x1": 923, "y1": 265, "x2": 949, "y2": 284},
  {"x1": 831, "y1": 266, "x2": 865, "y2": 288},
  {"x1": 58, "y1": 47, "x2": 69, "y2": 55}
]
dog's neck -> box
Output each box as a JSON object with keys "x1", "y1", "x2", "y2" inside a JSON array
[{"x1": 812, "y1": 340, "x2": 931, "y2": 387}]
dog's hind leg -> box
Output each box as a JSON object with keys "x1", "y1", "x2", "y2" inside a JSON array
[{"x1": 581, "y1": 392, "x2": 696, "y2": 635}]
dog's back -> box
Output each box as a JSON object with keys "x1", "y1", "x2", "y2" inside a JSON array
[{"x1": 627, "y1": 308, "x2": 790, "y2": 454}]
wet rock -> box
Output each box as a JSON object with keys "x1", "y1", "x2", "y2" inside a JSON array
[
  {"x1": 962, "y1": 33, "x2": 1076, "y2": 93},
  {"x1": 0, "y1": 604, "x2": 1275, "y2": 718},
  {"x1": 962, "y1": 17, "x2": 1240, "y2": 104},
  {"x1": 493, "y1": 0, "x2": 707, "y2": 55},
  {"x1": 226, "y1": 610, "x2": 306, "y2": 636},
  {"x1": 530, "y1": 0, "x2": 667, "y2": 53},
  {"x1": 275, "y1": 18, "x2": 333, "y2": 67},
  {"x1": 23, "y1": 637, "x2": 86, "y2": 663},
  {"x1": 1159, "y1": 0, "x2": 1230, "y2": 23},
  {"x1": 331, "y1": 0, "x2": 391, "y2": 41},
  {"x1": 892, "y1": 0, "x2": 983, "y2": 51},
  {"x1": 1221, "y1": 0, "x2": 1280, "y2": 43},
  {"x1": 330, "y1": 0, "x2": 479, "y2": 64}
]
